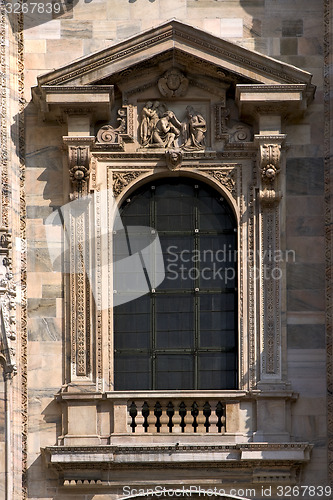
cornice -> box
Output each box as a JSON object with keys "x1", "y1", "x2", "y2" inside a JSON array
[{"x1": 34, "y1": 20, "x2": 314, "y2": 89}]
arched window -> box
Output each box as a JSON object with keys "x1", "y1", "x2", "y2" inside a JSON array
[{"x1": 114, "y1": 178, "x2": 237, "y2": 391}]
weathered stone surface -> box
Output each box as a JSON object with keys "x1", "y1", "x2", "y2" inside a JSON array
[
  {"x1": 286, "y1": 158, "x2": 324, "y2": 195},
  {"x1": 27, "y1": 299, "x2": 57, "y2": 318},
  {"x1": 287, "y1": 289, "x2": 325, "y2": 311},
  {"x1": 280, "y1": 37, "x2": 298, "y2": 55},
  {"x1": 286, "y1": 263, "x2": 325, "y2": 289},
  {"x1": 28, "y1": 318, "x2": 62, "y2": 341},
  {"x1": 282, "y1": 19, "x2": 303, "y2": 37},
  {"x1": 287, "y1": 324, "x2": 325, "y2": 349}
]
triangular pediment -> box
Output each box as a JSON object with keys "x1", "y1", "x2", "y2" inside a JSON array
[{"x1": 36, "y1": 19, "x2": 313, "y2": 90}]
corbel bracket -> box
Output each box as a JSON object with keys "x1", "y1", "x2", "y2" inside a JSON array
[
  {"x1": 255, "y1": 134, "x2": 286, "y2": 205},
  {"x1": 63, "y1": 137, "x2": 95, "y2": 197}
]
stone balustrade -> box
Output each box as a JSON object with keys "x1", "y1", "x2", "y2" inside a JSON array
[{"x1": 127, "y1": 398, "x2": 226, "y2": 434}]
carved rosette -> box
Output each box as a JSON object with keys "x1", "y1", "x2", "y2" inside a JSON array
[
  {"x1": 68, "y1": 145, "x2": 91, "y2": 194},
  {"x1": 260, "y1": 144, "x2": 281, "y2": 182},
  {"x1": 256, "y1": 136, "x2": 286, "y2": 206}
]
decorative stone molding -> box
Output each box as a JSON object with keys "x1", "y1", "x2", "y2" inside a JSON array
[
  {"x1": 255, "y1": 134, "x2": 286, "y2": 205},
  {"x1": 43, "y1": 442, "x2": 312, "y2": 477},
  {"x1": 254, "y1": 135, "x2": 286, "y2": 382},
  {"x1": 259, "y1": 144, "x2": 281, "y2": 182},
  {"x1": 259, "y1": 188, "x2": 283, "y2": 205},
  {"x1": 0, "y1": 231, "x2": 17, "y2": 375},
  {"x1": 32, "y1": 85, "x2": 114, "y2": 122},
  {"x1": 203, "y1": 169, "x2": 236, "y2": 198},
  {"x1": 214, "y1": 104, "x2": 252, "y2": 144},
  {"x1": 112, "y1": 171, "x2": 147, "y2": 197}
]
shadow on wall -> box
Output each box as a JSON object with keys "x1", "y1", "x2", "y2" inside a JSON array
[{"x1": 6, "y1": 0, "x2": 80, "y2": 31}]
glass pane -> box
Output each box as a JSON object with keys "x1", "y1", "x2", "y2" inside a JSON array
[
  {"x1": 197, "y1": 185, "x2": 235, "y2": 231},
  {"x1": 120, "y1": 191, "x2": 151, "y2": 226},
  {"x1": 155, "y1": 295, "x2": 194, "y2": 348},
  {"x1": 198, "y1": 353, "x2": 237, "y2": 390},
  {"x1": 114, "y1": 295, "x2": 150, "y2": 348},
  {"x1": 155, "y1": 182, "x2": 194, "y2": 231},
  {"x1": 160, "y1": 234, "x2": 195, "y2": 290},
  {"x1": 156, "y1": 354, "x2": 194, "y2": 390},
  {"x1": 115, "y1": 354, "x2": 151, "y2": 390},
  {"x1": 199, "y1": 235, "x2": 236, "y2": 289}
]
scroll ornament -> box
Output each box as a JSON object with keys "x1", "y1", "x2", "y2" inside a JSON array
[
  {"x1": 215, "y1": 104, "x2": 252, "y2": 143},
  {"x1": 96, "y1": 108, "x2": 127, "y2": 144}
]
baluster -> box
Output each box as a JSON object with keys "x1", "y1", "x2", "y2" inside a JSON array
[
  {"x1": 173, "y1": 401, "x2": 182, "y2": 433},
  {"x1": 216, "y1": 401, "x2": 226, "y2": 433},
  {"x1": 128, "y1": 401, "x2": 137, "y2": 433},
  {"x1": 196, "y1": 401, "x2": 206, "y2": 433},
  {"x1": 148, "y1": 401, "x2": 159, "y2": 433},
  {"x1": 203, "y1": 401, "x2": 211, "y2": 433},
  {"x1": 209, "y1": 400, "x2": 219, "y2": 432},
  {"x1": 180, "y1": 401, "x2": 192, "y2": 433},
  {"x1": 142, "y1": 401, "x2": 150, "y2": 433},
  {"x1": 135, "y1": 400, "x2": 146, "y2": 434},
  {"x1": 191, "y1": 401, "x2": 199, "y2": 433},
  {"x1": 159, "y1": 402, "x2": 169, "y2": 433},
  {"x1": 166, "y1": 401, "x2": 174, "y2": 433}
]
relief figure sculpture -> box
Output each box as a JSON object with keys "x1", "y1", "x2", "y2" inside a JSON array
[
  {"x1": 140, "y1": 101, "x2": 160, "y2": 146},
  {"x1": 151, "y1": 110, "x2": 181, "y2": 148},
  {"x1": 139, "y1": 103, "x2": 207, "y2": 150},
  {"x1": 181, "y1": 105, "x2": 207, "y2": 151}
]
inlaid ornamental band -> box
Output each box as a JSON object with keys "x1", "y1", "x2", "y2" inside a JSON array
[{"x1": 44, "y1": 189, "x2": 165, "y2": 311}]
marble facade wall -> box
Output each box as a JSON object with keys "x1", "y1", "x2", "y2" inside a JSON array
[{"x1": 6, "y1": 0, "x2": 330, "y2": 499}]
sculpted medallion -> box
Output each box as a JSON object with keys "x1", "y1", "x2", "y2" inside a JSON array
[{"x1": 158, "y1": 69, "x2": 189, "y2": 97}]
